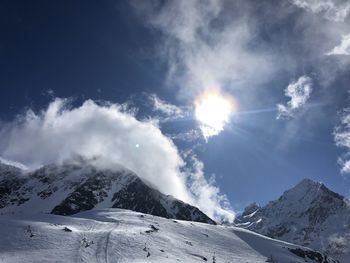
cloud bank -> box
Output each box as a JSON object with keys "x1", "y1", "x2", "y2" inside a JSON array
[
  {"x1": 277, "y1": 76, "x2": 313, "y2": 119},
  {"x1": 0, "y1": 98, "x2": 234, "y2": 221}
]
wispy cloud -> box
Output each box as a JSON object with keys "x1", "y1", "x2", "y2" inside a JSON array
[
  {"x1": 168, "y1": 129, "x2": 202, "y2": 142},
  {"x1": 326, "y1": 33, "x2": 350, "y2": 55},
  {"x1": 148, "y1": 94, "x2": 187, "y2": 120},
  {"x1": 291, "y1": 0, "x2": 350, "y2": 22},
  {"x1": 132, "y1": 0, "x2": 277, "y2": 99},
  {"x1": 148, "y1": 94, "x2": 203, "y2": 141},
  {"x1": 0, "y1": 98, "x2": 234, "y2": 221},
  {"x1": 182, "y1": 150, "x2": 235, "y2": 221},
  {"x1": 334, "y1": 107, "x2": 350, "y2": 174},
  {"x1": 277, "y1": 76, "x2": 313, "y2": 119}
]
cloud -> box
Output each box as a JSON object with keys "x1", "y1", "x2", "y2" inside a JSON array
[
  {"x1": 168, "y1": 129, "x2": 202, "y2": 142},
  {"x1": 291, "y1": 0, "x2": 350, "y2": 22},
  {"x1": 0, "y1": 98, "x2": 234, "y2": 221},
  {"x1": 334, "y1": 107, "x2": 350, "y2": 174},
  {"x1": 148, "y1": 94, "x2": 203, "y2": 141},
  {"x1": 148, "y1": 94, "x2": 187, "y2": 121},
  {"x1": 326, "y1": 33, "x2": 350, "y2": 55},
  {"x1": 132, "y1": 0, "x2": 277, "y2": 99},
  {"x1": 277, "y1": 76, "x2": 313, "y2": 119},
  {"x1": 182, "y1": 151, "x2": 235, "y2": 222}
]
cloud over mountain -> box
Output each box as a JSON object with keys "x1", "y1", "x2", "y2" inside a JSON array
[{"x1": 0, "y1": 98, "x2": 234, "y2": 221}]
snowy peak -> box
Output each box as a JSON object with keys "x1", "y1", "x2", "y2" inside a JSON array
[
  {"x1": 281, "y1": 179, "x2": 343, "y2": 204},
  {"x1": 296, "y1": 178, "x2": 321, "y2": 187},
  {"x1": 235, "y1": 179, "x2": 350, "y2": 260},
  {"x1": 0, "y1": 161, "x2": 215, "y2": 224},
  {"x1": 275, "y1": 179, "x2": 347, "y2": 224},
  {"x1": 279, "y1": 179, "x2": 322, "y2": 203}
]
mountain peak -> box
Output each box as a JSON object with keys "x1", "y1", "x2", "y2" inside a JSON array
[
  {"x1": 235, "y1": 180, "x2": 350, "y2": 258},
  {"x1": 295, "y1": 178, "x2": 322, "y2": 189},
  {"x1": 277, "y1": 178, "x2": 326, "y2": 204},
  {"x1": 280, "y1": 179, "x2": 344, "y2": 205},
  {"x1": 296, "y1": 178, "x2": 322, "y2": 187}
]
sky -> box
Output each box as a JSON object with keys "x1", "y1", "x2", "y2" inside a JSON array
[{"x1": 1, "y1": 0, "x2": 350, "y2": 220}]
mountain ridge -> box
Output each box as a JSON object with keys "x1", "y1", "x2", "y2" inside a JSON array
[{"x1": 0, "y1": 159, "x2": 215, "y2": 224}]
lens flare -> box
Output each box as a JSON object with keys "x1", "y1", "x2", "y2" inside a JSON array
[{"x1": 194, "y1": 88, "x2": 236, "y2": 139}]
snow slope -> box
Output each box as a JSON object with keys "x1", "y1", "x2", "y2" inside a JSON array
[{"x1": 0, "y1": 209, "x2": 339, "y2": 263}]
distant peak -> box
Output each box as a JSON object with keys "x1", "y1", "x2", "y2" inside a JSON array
[
  {"x1": 280, "y1": 178, "x2": 344, "y2": 203},
  {"x1": 297, "y1": 178, "x2": 321, "y2": 187},
  {"x1": 290, "y1": 178, "x2": 324, "y2": 192}
]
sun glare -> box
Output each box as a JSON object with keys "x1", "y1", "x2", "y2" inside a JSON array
[{"x1": 194, "y1": 89, "x2": 236, "y2": 139}]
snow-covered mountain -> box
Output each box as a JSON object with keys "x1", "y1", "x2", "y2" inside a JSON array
[
  {"x1": 234, "y1": 179, "x2": 350, "y2": 261},
  {"x1": 0, "y1": 160, "x2": 214, "y2": 224},
  {"x1": 0, "y1": 208, "x2": 340, "y2": 262}
]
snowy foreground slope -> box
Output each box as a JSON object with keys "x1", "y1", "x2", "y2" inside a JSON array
[{"x1": 0, "y1": 209, "x2": 339, "y2": 263}]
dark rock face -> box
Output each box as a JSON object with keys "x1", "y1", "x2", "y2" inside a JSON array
[
  {"x1": 111, "y1": 178, "x2": 215, "y2": 224},
  {"x1": 0, "y1": 163, "x2": 28, "y2": 208},
  {"x1": 51, "y1": 172, "x2": 113, "y2": 215},
  {"x1": 112, "y1": 179, "x2": 169, "y2": 217},
  {"x1": 234, "y1": 179, "x2": 350, "y2": 257},
  {"x1": 0, "y1": 160, "x2": 215, "y2": 224}
]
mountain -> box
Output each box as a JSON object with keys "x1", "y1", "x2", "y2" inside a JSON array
[
  {"x1": 0, "y1": 159, "x2": 214, "y2": 224},
  {"x1": 0, "y1": 208, "x2": 340, "y2": 263},
  {"x1": 234, "y1": 179, "x2": 350, "y2": 261}
]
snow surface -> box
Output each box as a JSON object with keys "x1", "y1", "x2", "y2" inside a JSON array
[{"x1": 0, "y1": 208, "x2": 338, "y2": 263}]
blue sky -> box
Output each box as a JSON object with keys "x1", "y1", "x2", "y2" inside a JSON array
[{"x1": 1, "y1": 0, "x2": 350, "y2": 216}]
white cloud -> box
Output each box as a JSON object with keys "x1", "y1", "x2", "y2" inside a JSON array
[
  {"x1": 334, "y1": 107, "x2": 350, "y2": 174},
  {"x1": 326, "y1": 33, "x2": 350, "y2": 55},
  {"x1": 168, "y1": 129, "x2": 202, "y2": 142},
  {"x1": 132, "y1": 0, "x2": 277, "y2": 99},
  {"x1": 277, "y1": 76, "x2": 313, "y2": 119},
  {"x1": 183, "y1": 151, "x2": 235, "y2": 222},
  {"x1": 0, "y1": 98, "x2": 234, "y2": 221},
  {"x1": 149, "y1": 94, "x2": 187, "y2": 120},
  {"x1": 292, "y1": 0, "x2": 350, "y2": 22}
]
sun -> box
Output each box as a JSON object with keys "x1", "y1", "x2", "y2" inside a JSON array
[{"x1": 194, "y1": 89, "x2": 236, "y2": 139}]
